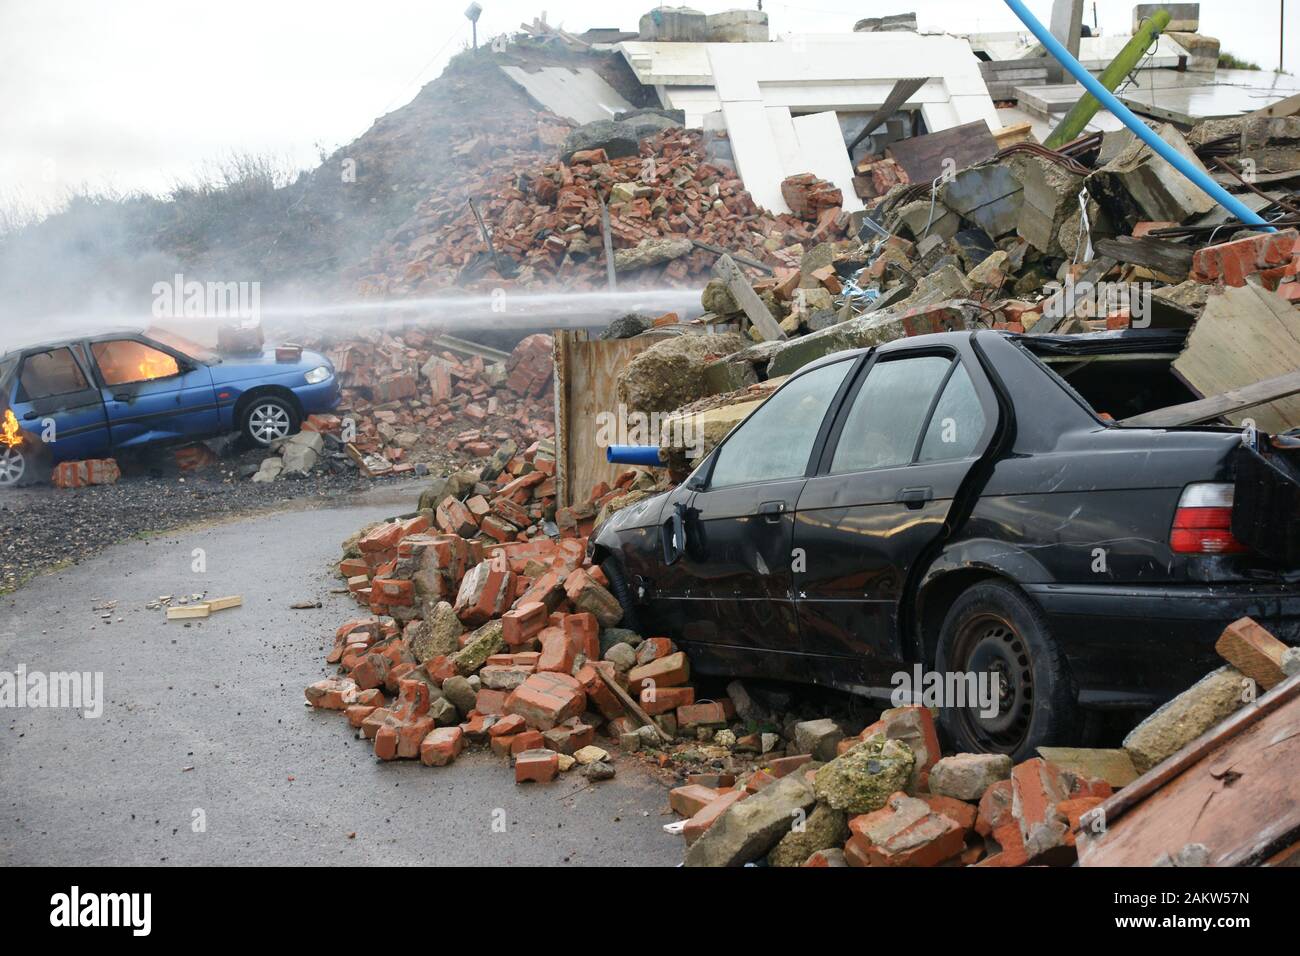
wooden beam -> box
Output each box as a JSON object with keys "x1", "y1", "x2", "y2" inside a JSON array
[
  {"x1": 594, "y1": 666, "x2": 673, "y2": 744},
  {"x1": 599, "y1": 197, "x2": 617, "y2": 292},
  {"x1": 1093, "y1": 236, "x2": 1192, "y2": 278},
  {"x1": 714, "y1": 254, "x2": 787, "y2": 342},
  {"x1": 690, "y1": 240, "x2": 773, "y2": 274},
  {"x1": 1120, "y1": 368, "x2": 1300, "y2": 427},
  {"x1": 1245, "y1": 90, "x2": 1300, "y2": 120},
  {"x1": 1028, "y1": 256, "x2": 1118, "y2": 334},
  {"x1": 847, "y1": 77, "x2": 929, "y2": 154},
  {"x1": 1077, "y1": 674, "x2": 1300, "y2": 865}
]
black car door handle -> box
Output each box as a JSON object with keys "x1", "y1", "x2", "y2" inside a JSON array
[
  {"x1": 758, "y1": 500, "x2": 786, "y2": 522},
  {"x1": 22, "y1": 411, "x2": 38, "y2": 420},
  {"x1": 899, "y1": 486, "x2": 933, "y2": 509}
]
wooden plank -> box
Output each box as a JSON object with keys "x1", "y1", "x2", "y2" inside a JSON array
[
  {"x1": 993, "y1": 121, "x2": 1034, "y2": 149},
  {"x1": 690, "y1": 240, "x2": 773, "y2": 275},
  {"x1": 1120, "y1": 368, "x2": 1300, "y2": 427},
  {"x1": 1245, "y1": 90, "x2": 1300, "y2": 120},
  {"x1": 552, "y1": 330, "x2": 576, "y2": 509},
  {"x1": 594, "y1": 666, "x2": 673, "y2": 744},
  {"x1": 1093, "y1": 235, "x2": 1192, "y2": 278},
  {"x1": 1077, "y1": 674, "x2": 1300, "y2": 867},
  {"x1": 885, "y1": 120, "x2": 998, "y2": 184},
  {"x1": 553, "y1": 331, "x2": 666, "y2": 507},
  {"x1": 206, "y1": 595, "x2": 243, "y2": 612},
  {"x1": 599, "y1": 197, "x2": 617, "y2": 292},
  {"x1": 166, "y1": 604, "x2": 210, "y2": 620},
  {"x1": 715, "y1": 254, "x2": 786, "y2": 342},
  {"x1": 847, "y1": 77, "x2": 929, "y2": 153},
  {"x1": 1172, "y1": 281, "x2": 1300, "y2": 433},
  {"x1": 1027, "y1": 256, "x2": 1118, "y2": 334}
]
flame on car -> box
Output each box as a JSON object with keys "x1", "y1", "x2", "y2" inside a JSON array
[
  {"x1": 137, "y1": 351, "x2": 179, "y2": 381},
  {"x1": 1, "y1": 408, "x2": 22, "y2": 447}
]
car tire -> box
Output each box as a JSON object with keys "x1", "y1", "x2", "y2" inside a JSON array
[
  {"x1": 601, "y1": 557, "x2": 641, "y2": 634},
  {"x1": 241, "y1": 395, "x2": 299, "y2": 447},
  {"x1": 0, "y1": 443, "x2": 28, "y2": 488},
  {"x1": 934, "y1": 579, "x2": 1079, "y2": 763}
]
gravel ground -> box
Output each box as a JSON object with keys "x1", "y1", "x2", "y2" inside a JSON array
[{"x1": 0, "y1": 448, "x2": 429, "y2": 592}]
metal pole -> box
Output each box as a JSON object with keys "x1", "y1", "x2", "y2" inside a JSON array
[
  {"x1": 1002, "y1": 0, "x2": 1274, "y2": 231},
  {"x1": 1045, "y1": 9, "x2": 1170, "y2": 149}
]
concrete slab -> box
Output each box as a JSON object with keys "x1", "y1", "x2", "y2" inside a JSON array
[
  {"x1": 499, "y1": 65, "x2": 634, "y2": 125},
  {"x1": 1119, "y1": 69, "x2": 1300, "y2": 124}
]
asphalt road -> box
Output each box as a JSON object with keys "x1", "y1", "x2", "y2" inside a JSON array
[{"x1": 0, "y1": 486, "x2": 680, "y2": 866}]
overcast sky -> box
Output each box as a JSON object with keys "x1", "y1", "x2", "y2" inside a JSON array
[{"x1": 1, "y1": 0, "x2": 1294, "y2": 216}]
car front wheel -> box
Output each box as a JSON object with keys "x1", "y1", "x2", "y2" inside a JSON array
[
  {"x1": 241, "y1": 395, "x2": 299, "y2": 446},
  {"x1": 934, "y1": 579, "x2": 1079, "y2": 763},
  {"x1": 0, "y1": 444, "x2": 27, "y2": 488}
]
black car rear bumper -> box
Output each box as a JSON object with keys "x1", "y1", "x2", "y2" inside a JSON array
[{"x1": 1023, "y1": 582, "x2": 1300, "y2": 708}]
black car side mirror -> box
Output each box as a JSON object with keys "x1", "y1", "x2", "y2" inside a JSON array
[{"x1": 662, "y1": 502, "x2": 686, "y2": 565}]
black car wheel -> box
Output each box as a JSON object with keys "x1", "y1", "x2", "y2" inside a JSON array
[
  {"x1": 601, "y1": 557, "x2": 641, "y2": 634},
  {"x1": 241, "y1": 395, "x2": 299, "y2": 446},
  {"x1": 935, "y1": 579, "x2": 1078, "y2": 762},
  {"x1": 0, "y1": 444, "x2": 27, "y2": 488}
]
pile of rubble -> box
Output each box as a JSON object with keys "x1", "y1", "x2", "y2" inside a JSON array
[
  {"x1": 584, "y1": 115, "x2": 1300, "y2": 462},
  {"x1": 251, "y1": 332, "x2": 556, "y2": 481},
  {"x1": 360, "y1": 126, "x2": 852, "y2": 295},
  {"x1": 300, "y1": 421, "x2": 1300, "y2": 867},
  {"x1": 684, "y1": 116, "x2": 1300, "y2": 354},
  {"x1": 305, "y1": 448, "x2": 692, "y2": 782}
]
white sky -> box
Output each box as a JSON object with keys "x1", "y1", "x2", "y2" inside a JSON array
[{"x1": 1, "y1": 0, "x2": 1294, "y2": 215}]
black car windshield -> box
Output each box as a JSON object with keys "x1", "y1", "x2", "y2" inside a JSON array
[{"x1": 144, "y1": 327, "x2": 220, "y2": 363}]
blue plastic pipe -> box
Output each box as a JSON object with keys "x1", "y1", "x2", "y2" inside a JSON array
[
  {"x1": 1003, "y1": 0, "x2": 1274, "y2": 232},
  {"x1": 606, "y1": 444, "x2": 663, "y2": 467}
]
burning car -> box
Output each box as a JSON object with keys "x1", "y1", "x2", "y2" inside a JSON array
[
  {"x1": 0, "y1": 326, "x2": 340, "y2": 486},
  {"x1": 590, "y1": 329, "x2": 1300, "y2": 761}
]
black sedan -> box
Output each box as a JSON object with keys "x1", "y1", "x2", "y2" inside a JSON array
[{"x1": 591, "y1": 330, "x2": 1300, "y2": 760}]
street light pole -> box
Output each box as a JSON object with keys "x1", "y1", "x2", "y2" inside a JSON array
[{"x1": 465, "y1": 3, "x2": 482, "y2": 51}]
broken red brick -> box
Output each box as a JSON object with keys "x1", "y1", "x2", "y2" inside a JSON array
[
  {"x1": 505, "y1": 671, "x2": 587, "y2": 730},
  {"x1": 514, "y1": 748, "x2": 560, "y2": 783},
  {"x1": 419, "y1": 726, "x2": 464, "y2": 766}
]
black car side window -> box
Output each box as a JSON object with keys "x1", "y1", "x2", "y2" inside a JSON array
[
  {"x1": 18, "y1": 348, "x2": 89, "y2": 401},
  {"x1": 829, "y1": 355, "x2": 952, "y2": 474},
  {"x1": 708, "y1": 359, "x2": 853, "y2": 490},
  {"x1": 918, "y1": 361, "x2": 986, "y2": 462}
]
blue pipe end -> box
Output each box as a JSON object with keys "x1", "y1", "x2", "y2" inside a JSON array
[{"x1": 605, "y1": 445, "x2": 663, "y2": 467}]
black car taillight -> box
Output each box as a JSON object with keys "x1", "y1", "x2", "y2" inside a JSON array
[{"x1": 1170, "y1": 483, "x2": 1249, "y2": 555}]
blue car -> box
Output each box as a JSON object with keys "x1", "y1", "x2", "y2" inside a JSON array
[{"x1": 0, "y1": 326, "x2": 340, "y2": 486}]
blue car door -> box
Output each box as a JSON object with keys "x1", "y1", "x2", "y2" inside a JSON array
[
  {"x1": 89, "y1": 337, "x2": 219, "y2": 448},
  {"x1": 9, "y1": 344, "x2": 111, "y2": 462}
]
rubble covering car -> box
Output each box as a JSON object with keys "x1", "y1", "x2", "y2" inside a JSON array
[
  {"x1": 590, "y1": 328, "x2": 1300, "y2": 761},
  {"x1": 0, "y1": 327, "x2": 339, "y2": 486}
]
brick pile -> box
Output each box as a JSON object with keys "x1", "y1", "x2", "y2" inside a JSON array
[
  {"x1": 360, "y1": 128, "x2": 853, "y2": 296},
  {"x1": 667, "y1": 704, "x2": 1114, "y2": 867},
  {"x1": 306, "y1": 457, "x2": 714, "y2": 786},
  {"x1": 293, "y1": 330, "x2": 556, "y2": 476}
]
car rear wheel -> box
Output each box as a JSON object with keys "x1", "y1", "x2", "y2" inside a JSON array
[
  {"x1": 935, "y1": 579, "x2": 1078, "y2": 763},
  {"x1": 0, "y1": 444, "x2": 28, "y2": 488},
  {"x1": 241, "y1": 395, "x2": 299, "y2": 446}
]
